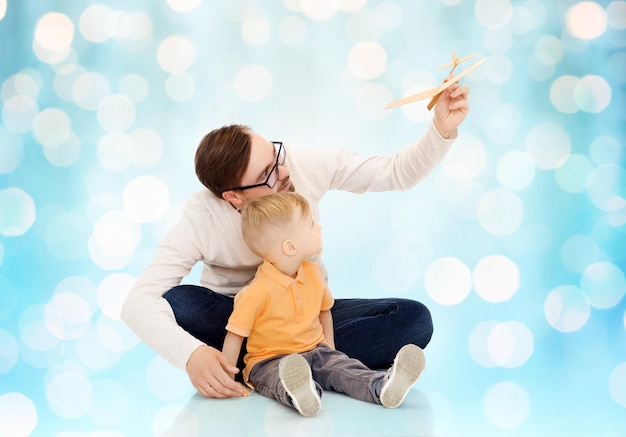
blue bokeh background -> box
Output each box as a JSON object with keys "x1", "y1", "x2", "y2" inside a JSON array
[{"x1": 1, "y1": 0, "x2": 625, "y2": 436}]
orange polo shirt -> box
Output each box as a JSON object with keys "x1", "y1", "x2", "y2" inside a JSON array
[{"x1": 226, "y1": 260, "x2": 335, "y2": 383}]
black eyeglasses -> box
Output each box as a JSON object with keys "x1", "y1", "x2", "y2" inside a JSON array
[{"x1": 225, "y1": 142, "x2": 285, "y2": 192}]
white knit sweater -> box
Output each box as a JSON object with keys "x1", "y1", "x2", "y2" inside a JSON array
[{"x1": 121, "y1": 122, "x2": 456, "y2": 368}]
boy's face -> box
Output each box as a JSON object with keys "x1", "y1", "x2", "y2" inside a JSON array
[{"x1": 290, "y1": 208, "x2": 323, "y2": 260}]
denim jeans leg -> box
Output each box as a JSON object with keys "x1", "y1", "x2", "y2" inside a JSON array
[
  {"x1": 331, "y1": 298, "x2": 433, "y2": 369},
  {"x1": 163, "y1": 285, "x2": 234, "y2": 349}
]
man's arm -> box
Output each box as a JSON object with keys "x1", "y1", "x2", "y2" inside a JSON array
[{"x1": 319, "y1": 309, "x2": 335, "y2": 349}]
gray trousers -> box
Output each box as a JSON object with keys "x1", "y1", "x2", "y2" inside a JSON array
[{"x1": 248, "y1": 344, "x2": 387, "y2": 410}]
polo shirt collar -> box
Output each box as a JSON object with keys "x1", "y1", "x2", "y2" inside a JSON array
[{"x1": 259, "y1": 260, "x2": 307, "y2": 287}]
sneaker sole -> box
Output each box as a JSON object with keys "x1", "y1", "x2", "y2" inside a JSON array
[
  {"x1": 279, "y1": 354, "x2": 321, "y2": 417},
  {"x1": 380, "y1": 344, "x2": 426, "y2": 408}
]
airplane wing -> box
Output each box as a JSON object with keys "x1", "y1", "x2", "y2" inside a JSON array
[{"x1": 385, "y1": 86, "x2": 440, "y2": 109}]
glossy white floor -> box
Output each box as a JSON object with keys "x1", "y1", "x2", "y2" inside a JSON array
[{"x1": 159, "y1": 389, "x2": 435, "y2": 437}]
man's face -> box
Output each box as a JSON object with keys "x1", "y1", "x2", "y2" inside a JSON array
[{"x1": 222, "y1": 131, "x2": 292, "y2": 208}]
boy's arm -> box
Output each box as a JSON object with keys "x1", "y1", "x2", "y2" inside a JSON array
[
  {"x1": 222, "y1": 331, "x2": 245, "y2": 380},
  {"x1": 319, "y1": 310, "x2": 335, "y2": 349}
]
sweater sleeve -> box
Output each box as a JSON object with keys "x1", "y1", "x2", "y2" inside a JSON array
[
  {"x1": 332, "y1": 122, "x2": 455, "y2": 192},
  {"x1": 120, "y1": 200, "x2": 209, "y2": 369},
  {"x1": 291, "y1": 122, "x2": 455, "y2": 196}
]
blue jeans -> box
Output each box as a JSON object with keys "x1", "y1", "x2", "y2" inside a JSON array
[
  {"x1": 163, "y1": 285, "x2": 433, "y2": 369},
  {"x1": 250, "y1": 344, "x2": 386, "y2": 409}
]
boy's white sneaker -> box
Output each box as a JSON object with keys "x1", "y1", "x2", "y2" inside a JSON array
[
  {"x1": 279, "y1": 353, "x2": 321, "y2": 417},
  {"x1": 380, "y1": 344, "x2": 426, "y2": 408}
]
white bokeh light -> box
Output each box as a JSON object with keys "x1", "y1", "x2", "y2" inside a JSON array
[
  {"x1": 167, "y1": 0, "x2": 201, "y2": 13},
  {"x1": 0, "y1": 328, "x2": 18, "y2": 374},
  {"x1": 76, "y1": 326, "x2": 123, "y2": 370},
  {"x1": 0, "y1": 127, "x2": 24, "y2": 174},
  {"x1": 566, "y1": 1, "x2": 607, "y2": 40},
  {"x1": 424, "y1": 257, "x2": 472, "y2": 305},
  {"x1": 45, "y1": 292, "x2": 93, "y2": 340},
  {"x1": 97, "y1": 314, "x2": 140, "y2": 353},
  {"x1": 496, "y1": 150, "x2": 535, "y2": 191},
  {"x1": 473, "y1": 255, "x2": 520, "y2": 303},
  {"x1": 300, "y1": 0, "x2": 337, "y2": 20},
  {"x1": 474, "y1": 0, "x2": 513, "y2": 29},
  {"x1": 580, "y1": 261, "x2": 626, "y2": 309},
  {"x1": 2, "y1": 94, "x2": 39, "y2": 132},
  {"x1": 45, "y1": 366, "x2": 93, "y2": 419},
  {"x1": 277, "y1": 15, "x2": 308, "y2": 45},
  {"x1": 119, "y1": 73, "x2": 150, "y2": 103},
  {"x1": 477, "y1": 189, "x2": 523, "y2": 236},
  {"x1": 574, "y1": 75, "x2": 611, "y2": 113},
  {"x1": 97, "y1": 273, "x2": 135, "y2": 320},
  {"x1": 157, "y1": 36, "x2": 195, "y2": 73},
  {"x1": 525, "y1": 122, "x2": 571, "y2": 169},
  {"x1": 234, "y1": 64, "x2": 273, "y2": 102},
  {"x1": 32, "y1": 107, "x2": 71, "y2": 148},
  {"x1": 483, "y1": 54, "x2": 513, "y2": 84},
  {"x1": 483, "y1": 381, "x2": 530, "y2": 429},
  {"x1": 97, "y1": 94, "x2": 136, "y2": 132},
  {"x1": 609, "y1": 362, "x2": 626, "y2": 408},
  {"x1": 73, "y1": 71, "x2": 111, "y2": 110},
  {"x1": 587, "y1": 163, "x2": 625, "y2": 212},
  {"x1": 130, "y1": 128, "x2": 163, "y2": 168},
  {"x1": 1, "y1": 72, "x2": 40, "y2": 102},
  {"x1": 544, "y1": 285, "x2": 591, "y2": 332},
  {"x1": 89, "y1": 210, "x2": 142, "y2": 270},
  {"x1": 550, "y1": 75, "x2": 579, "y2": 113},
  {"x1": 607, "y1": 1, "x2": 626, "y2": 29},
  {"x1": 442, "y1": 133, "x2": 488, "y2": 181},
  {"x1": 348, "y1": 41, "x2": 387, "y2": 80},
  {"x1": 33, "y1": 12, "x2": 74, "y2": 64},
  {"x1": 487, "y1": 321, "x2": 533, "y2": 367},
  {"x1": 242, "y1": 16, "x2": 271, "y2": 46},
  {"x1": 98, "y1": 131, "x2": 135, "y2": 171},
  {"x1": 123, "y1": 176, "x2": 170, "y2": 223},
  {"x1": 554, "y1": 154, "x2": 594, "y2": 193},
  {"x1": 559, "y1": 234, "x2": 600, "y2": 273},
  {"x1": 469, "y1": 321, "x2": 500, "y2": 367},
  {"x1": 0, "y1": 392, "x2": 37, "y2": 437},
  {"x1": 166, "y1": 72, "x2": 196, "y2": 101},
  {"x1": 590, "y1": 135, "x2": 622, "y2": 165},
  {"x1": 79, "y1": 5, "x2": 116, "y2": 43},
  {"x1": 0, "y1": 187, "x2": 36, "y2": 237},
  {"x1": 355, "y1": 82, "x2": 392, "y2": 122}
]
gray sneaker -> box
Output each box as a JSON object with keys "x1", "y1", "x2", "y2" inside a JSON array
[
  {"x1": 380, "y1": 344, "x2": 426, "y2": 408},
  {"x1": 279, "y1": 353, "x2": 321, "y2": 417}
]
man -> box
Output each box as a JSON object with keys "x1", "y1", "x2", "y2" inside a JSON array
[{"x1": 121, "y1": 81, "x2": 470, "y2": 398}]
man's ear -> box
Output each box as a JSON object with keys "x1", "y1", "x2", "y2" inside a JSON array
[
  {"x1": 282, "y1": 239, "x2": 297, "y2": 256},
  {"x1": 222, "y1": 190, "x2": 244, "y2": 209}
]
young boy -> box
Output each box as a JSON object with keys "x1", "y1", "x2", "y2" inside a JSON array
[{"x1": 222, "y1": 192, "x2": 425, "y2": 416}]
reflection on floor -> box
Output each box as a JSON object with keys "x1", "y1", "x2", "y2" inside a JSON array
[{"x1": 159, "y1": 389, "x2": 434, "y2": 437}]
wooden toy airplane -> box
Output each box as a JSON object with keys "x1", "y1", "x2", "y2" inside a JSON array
[{"x1": 385, "y1": 51, "x2": 486, "y2": 110}]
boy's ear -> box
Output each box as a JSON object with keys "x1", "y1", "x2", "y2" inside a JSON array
[{"x1": 282, "y1": 239, "x2": 297, "y2": 256}]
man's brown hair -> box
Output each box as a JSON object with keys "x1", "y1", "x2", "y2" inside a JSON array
[{"x1": 195, "y1": 124, "x2": 252, "y2": 198}]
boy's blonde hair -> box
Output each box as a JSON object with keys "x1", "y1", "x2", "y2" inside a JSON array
[{"x1": 241, "y1": 192, "x2": 310, "y2": 257}]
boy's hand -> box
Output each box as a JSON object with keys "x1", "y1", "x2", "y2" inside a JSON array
[{"x1": 186, "y1": 345, "x2": 250, "y2": 398}]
